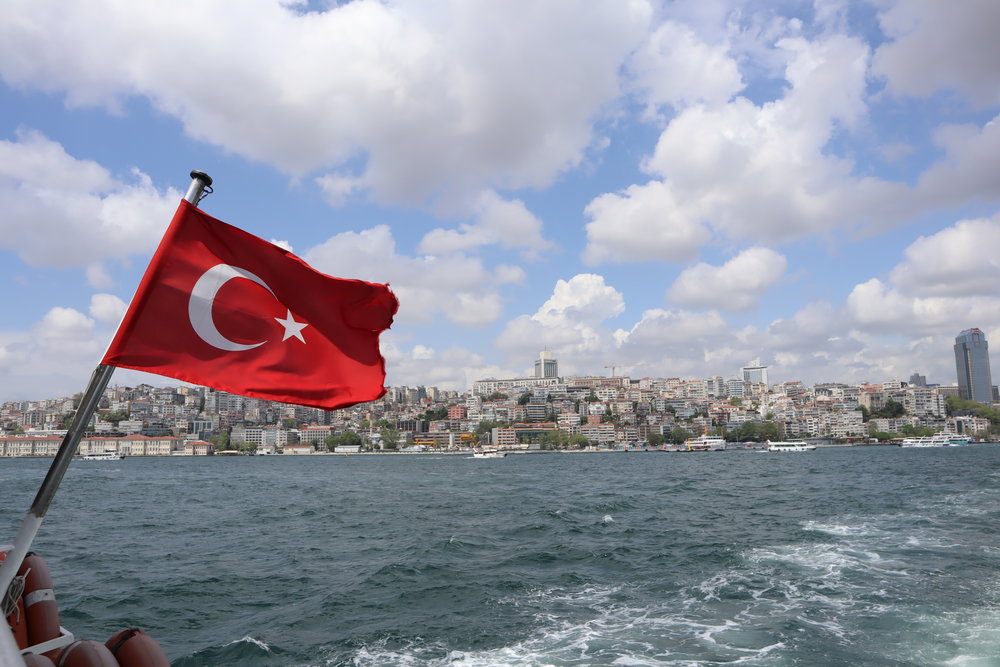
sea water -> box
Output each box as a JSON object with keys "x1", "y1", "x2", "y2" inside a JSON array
[{"x1": 2, "y1": 445, "x2": 999, "y2": 666}]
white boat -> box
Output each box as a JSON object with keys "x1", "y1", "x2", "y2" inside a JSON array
[
  {"x1": 472, "y1": 449, "x2": 506, "y2": 458},
  {"x1": 766, "y1": 440, "x2": 817, "y2": 452},
  {"x1": 948, "y1": 436, "x2": 971, "y2": 445},
  {"x1": 81, "y1": 451, "x2": 125, "y2": 460},
  {"x1": 681, "y1": 435, "x2": 727, "y2": 451},
  {"x1": 899, "y1": 435, "x2": 952, "y2": 447}
]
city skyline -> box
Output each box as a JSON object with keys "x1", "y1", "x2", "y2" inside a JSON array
[{"x1": 2, "y1": 2, "x2": 1000, "y2": 402}]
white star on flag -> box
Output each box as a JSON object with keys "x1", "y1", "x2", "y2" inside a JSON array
[{"x1": 275, "y1": 309, "x2": 308, "y2": 343}]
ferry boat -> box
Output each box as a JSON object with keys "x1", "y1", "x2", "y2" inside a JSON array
[
  {"x1": 81, "y1": 451, "x2": 125, "y2": 461},
  {"x1": 681, "y1": 435, "x2": 727, "y2": 451},
  {"x1": 766, "y1": 440, "x2": 817, "y2": 452},
  {"x1": 899, "y1": 435, "x2": 952, "y2": 447}
]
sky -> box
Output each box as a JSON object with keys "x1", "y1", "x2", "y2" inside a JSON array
[{"x1": 1, "y1": 0, "x2": 999, "y2": 402}]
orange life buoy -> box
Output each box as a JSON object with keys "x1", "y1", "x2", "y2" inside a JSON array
[
  {"x1": 105, "y1": 628, "x2": 169, "y2": 667},
  {"x1": 55, "y1": 639, "x2": 119, "y2": 667},
  {"x1": 20, "y1": 652, "x2": 57, "y2": 667},
  {"x1": 17, "y1": 552, "x2": 62, "y2": 656},
  {"x1": 0, "y1": 550, "x2": 29, "y2": 649}
]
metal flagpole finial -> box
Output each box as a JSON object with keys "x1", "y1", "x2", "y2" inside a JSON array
[{"x1": 185, "y1": 170, "x2": 214, "y2": 206}]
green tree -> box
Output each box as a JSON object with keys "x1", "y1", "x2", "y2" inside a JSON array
[
  {"x1": 539, "y1": 430, "x2": 568, "y2": 450},
  {"x1": 670, "y1": 426, "x2": 692, "y2": 444},
  {"x1": 328, "y1": 431, "x2": 363, "y2": 449},
  {"x1": 648, "y1": 433, "x2": 667, "y2": 447},
  {"x1": 759, "y1": 421, "x2": 782, "y2": 440},
  {"x1": 380, "y1": 427, "x2": 400, "y2": 450},
  {"x1": 423, "y1": 407, "x2": 448, "y2": 421},
  {"x1": 874, "y1": 399, "x2": 905, "y2": 419},
  {"x1": 99, "y1": 409, "x2": 129, "y2": 425},
  {"x1": 476, "y1": 420, "x2": 507, "y2": 434},
  {"x1": 728, "y1": 421, "x2": 783, "y2": 442},
  {"x1": 947, "y1": 397, "x2": 1000, "y2": 422},
  {"x1": 517, "y1": 392, "x2": 531, "y2": 405},
  {"x1": 486, "y1": 392, "x2": 508, "y2": 401}
]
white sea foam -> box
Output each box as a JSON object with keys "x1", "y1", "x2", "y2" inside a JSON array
[
  {"x1": 385, "y1": 583, "x2": 793, "y2": 667},
  {"x1": 801, "y1": 520, "x2": 880, "y2": 537},
  {"x1": 747, "y1": 542, "x2": 872, "y2": 577},
  {"x1": 226, "y1": 635, "x2": 271, "y2": 652},
  {"x1": 603, "y1": 514, "x2": 614, "y2": 523},
  {"x1": 879, "y1": 606, "x2": 1000, "y2": 667}
]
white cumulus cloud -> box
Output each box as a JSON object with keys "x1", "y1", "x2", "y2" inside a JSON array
[
  {"x1": 582, "y1": 181, "x2": 711, "y2": 264},
  {"x1": 89, "y1": 294, "x2": 128, "y2": 327},
  {"x1": 889, "y1": 214, "x2": 1000, "y2": 297},
  {"x1": 0, "y1": 0, "x2": 652, "y2": 206},
  {"x1": 36, "y1": 307, "x2": 95, "y2": 340},
  {"x1": 0, "y1": 131, "x2": 179, "y2": 269},
  {"x1": 305, "y1": 224, "x2": 512, "y2": 328},
  {"x1": 583, "y1": 30, "x2": 909, "y2": 263},
  {"x1": 669, "y1": 247, "x2": 787, "y2": 311},
  {"x1": 628, "y1": 20, "x2": 743, "y2": 113},
  {"x1": 873, "y1": 0, "x2": 1000, "y2": 106},
  {"x1": 417, "y1": 190, "x2": 552, "y2": 258},
  {"x1": 496, "y1": 274, "x2": 626, "y2": 375}
]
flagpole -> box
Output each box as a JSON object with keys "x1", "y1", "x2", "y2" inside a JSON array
[{"x1": 0, "y1": 170, "x2": 214, "y2": 612}]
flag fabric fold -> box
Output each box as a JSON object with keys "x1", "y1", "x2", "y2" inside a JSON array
[{"x1": 102, "y1": 200, "x2": 398, "y2": 410}]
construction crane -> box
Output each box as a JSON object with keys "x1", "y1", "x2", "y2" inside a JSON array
[{"x1": 604, "y1": 362, "x2": 644, "y2": 377}]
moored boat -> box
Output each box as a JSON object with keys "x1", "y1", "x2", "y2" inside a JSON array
[
  {"x1": 681, "y1": 435, "x2": 727, "y2": 451},
  {"x1": 899, "y1": 435, "x2": 952, "y2": 447}
]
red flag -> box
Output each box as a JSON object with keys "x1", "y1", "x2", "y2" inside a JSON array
[{"x1": 102, "y1": 200, "x2": 398, "y2": 410}]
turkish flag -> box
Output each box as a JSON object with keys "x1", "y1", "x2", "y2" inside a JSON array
[{"x1": 102, "y1": 200, "x2": 398, "y2": 410}]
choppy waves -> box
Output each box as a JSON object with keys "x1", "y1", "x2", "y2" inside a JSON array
[{"x1": 3, "y1": 445, "x2": 999, "y2": 665}]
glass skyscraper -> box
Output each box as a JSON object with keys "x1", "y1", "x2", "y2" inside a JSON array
[
  {"x1": 954, "y1": 328, "x2": 994, "y2": 404},
  {"x1": 742, "y1": 359, "x2": 768, "y2": 386}
]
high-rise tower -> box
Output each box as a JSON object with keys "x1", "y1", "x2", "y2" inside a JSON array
[
  {"x1": 534, "y1": 350, "x2": 558, "y2": 378},
  {"x1": 954, "y1": 328, "x2": 994, "y2": 404},
  {"x1": 741, "y1": 359, "x2": 768, "y2": 387}
]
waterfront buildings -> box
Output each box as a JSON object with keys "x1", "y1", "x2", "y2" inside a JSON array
[
  {"x1": 954, "y1": 328, "x2": 995, "y2": 404},
  {"x1": 2, "y1": 353, "x2": 997, "y2": 457}
]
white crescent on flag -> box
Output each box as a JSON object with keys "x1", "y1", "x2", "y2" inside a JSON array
[
  {"x1": 189, "y1": 264, "x2": 274, "y2": 351},
  {"x1": 188, "y1": 264, "x2": 311, "y2": 351}
]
